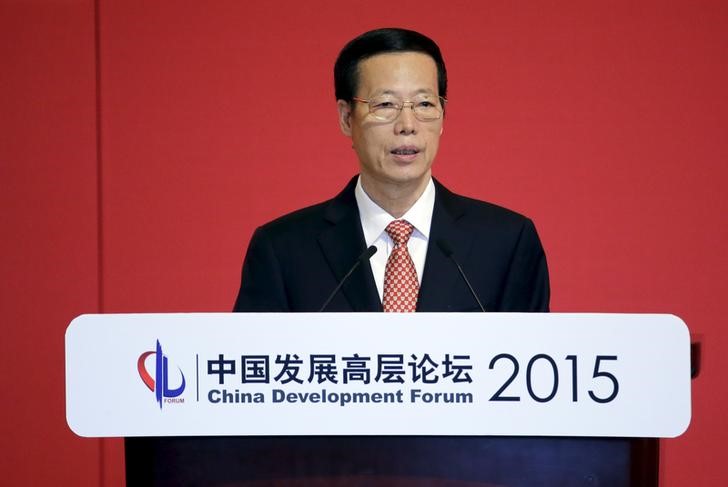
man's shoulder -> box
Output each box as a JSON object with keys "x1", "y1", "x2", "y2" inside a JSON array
[
  {"x1": 255, "y1": 177, "x2": 358, "y2": 238},
  {"x1": 255, "y1": 198, "x2": 333, "y2": 239},
  {"x1": 435, "y1": 180, "x2": 535, "y2": 231}
]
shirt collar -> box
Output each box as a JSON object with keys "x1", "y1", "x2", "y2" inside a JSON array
[{"x1": 355, "y1": 175, "x2": 435, "y2": 245}]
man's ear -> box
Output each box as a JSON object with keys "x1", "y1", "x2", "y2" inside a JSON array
[{"x1": 337, "y1": 99, "x2": 353, "y2": 136}]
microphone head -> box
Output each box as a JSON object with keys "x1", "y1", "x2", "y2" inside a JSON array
[
  {"x1": 436, "y1": 238, "x2": 454, "y2": 257},
  {"x1": 361, "y1": 245, "x2": 378, "y2": 261}
]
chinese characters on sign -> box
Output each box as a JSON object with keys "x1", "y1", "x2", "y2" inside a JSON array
[
  {"x1": 204, "y1": 353, "x2": 475, "y2": 406},
  {"x1": 207, "y1": 353, "x2": 474, "y2": 385}
]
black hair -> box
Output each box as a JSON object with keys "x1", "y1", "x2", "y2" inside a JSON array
[{"x1": 334, "y1": 28, "x2": 447, "y2": 101}]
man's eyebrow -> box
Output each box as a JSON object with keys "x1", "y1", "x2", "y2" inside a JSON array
[{"x1": 373, "y1": 89, "x2": 437, "y2": 96}]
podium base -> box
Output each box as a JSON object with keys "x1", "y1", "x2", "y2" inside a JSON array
[{"x1": 126, "y1": 436, "x2": 658, "y2": 486}]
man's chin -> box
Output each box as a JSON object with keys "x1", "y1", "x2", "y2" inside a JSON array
[{"x1": 366, "y1": 169, "x2": 431, "y2": 190}]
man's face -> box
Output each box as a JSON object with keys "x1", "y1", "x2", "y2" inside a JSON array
[{"x1": 338, "y1": 52, "x2": 444, "y2": 195}]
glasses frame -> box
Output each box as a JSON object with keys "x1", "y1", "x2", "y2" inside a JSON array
[{"x1": 351, "y1": 95, "x2": 448, "y2": 122}]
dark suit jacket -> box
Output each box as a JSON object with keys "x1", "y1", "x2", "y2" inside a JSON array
[{"x1": 234, "y1": 176, "x2": 549, "y2": 312}]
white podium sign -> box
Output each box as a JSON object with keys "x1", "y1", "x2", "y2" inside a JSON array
[{"x1": 65, "y1": 313, "x2": 691, "y2": 438}]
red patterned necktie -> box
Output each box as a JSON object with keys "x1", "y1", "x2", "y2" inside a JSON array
[{"x1": 383, "y1": 219, "x2": 419, "y2": 312}]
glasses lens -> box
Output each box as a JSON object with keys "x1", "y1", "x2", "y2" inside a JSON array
[
  {"x1": 412, "y1": 96, "x2": 443, "y2": 121},
  {"x1": 368, "y1": 96, "x2": 400, "y2": 122}
]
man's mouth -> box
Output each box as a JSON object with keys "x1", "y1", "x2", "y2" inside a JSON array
[{"x1": 390, "y1": 146, "x2": 420, "y2": 156}]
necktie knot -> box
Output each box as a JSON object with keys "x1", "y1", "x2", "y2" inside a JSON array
[{"x1": 385, "y1": 220, "x2": 414, "y2": 247}]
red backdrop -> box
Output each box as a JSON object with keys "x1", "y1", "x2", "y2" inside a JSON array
[{"x1": 2, "y1": 1, "x2": 727, "y2": 485}]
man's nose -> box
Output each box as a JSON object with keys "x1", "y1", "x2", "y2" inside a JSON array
[{"x1": 394, "y1": 102, "x2": 417, "y2": 134}]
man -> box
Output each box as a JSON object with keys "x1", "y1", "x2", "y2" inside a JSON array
[
  {"x1": 234, "y1": 28, "x2": 549, "y2": 313},
  {"x1": 127, "y1": 28, "x2": 549, "y2": 485}
]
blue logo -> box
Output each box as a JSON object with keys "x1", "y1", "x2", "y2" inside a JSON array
[{"x1": 137, "y1": 340, "x2": 186, "y2": 409}]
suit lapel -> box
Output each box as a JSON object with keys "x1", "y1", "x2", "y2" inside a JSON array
[
  {"x1": 317, "y1": 178, "x2": 382, "y2": 312},
  {"x1": 417, "y1": 180, "x2": 474, "y2": 312}
]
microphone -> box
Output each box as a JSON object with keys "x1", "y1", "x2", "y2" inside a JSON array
[
  {"x1": 318, "y1": 245, "x2": 378, "y2": 312},
  {"x1": 436, "y1": 239, "x2": 486, "y2": 312}
]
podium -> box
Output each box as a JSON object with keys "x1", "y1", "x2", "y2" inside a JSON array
[
  {"x1": 66, "y1": 313, "x2": 691, "y2": 486},
  {"x1": 124, "y1": 436, "x2": 658, "y2": 486}
]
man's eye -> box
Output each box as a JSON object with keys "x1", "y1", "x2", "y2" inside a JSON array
[
  {"x1": 417, "y1": 101, "x2": 435, "y2": 108},
  {"x1": 373, "y1": 101, "x2": 397, "y2": 109}
]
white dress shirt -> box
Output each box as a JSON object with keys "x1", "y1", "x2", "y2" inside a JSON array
[{"x1": 355, "y1": 176, "x2": 435, "y2": 302}]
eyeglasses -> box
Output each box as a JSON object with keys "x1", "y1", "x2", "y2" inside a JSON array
[{"x1": 352, "y1": 95, "x2": 447, "y2": 122}]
